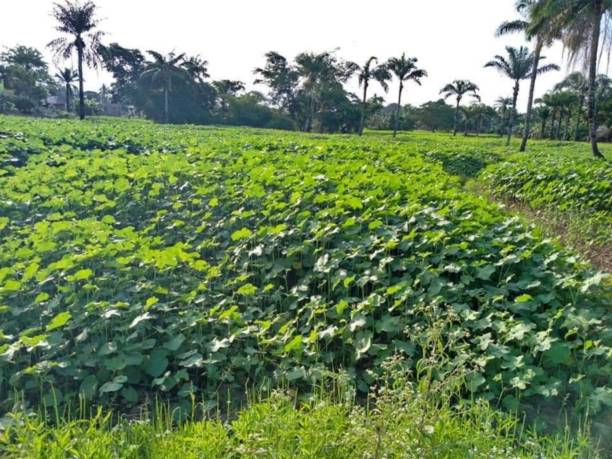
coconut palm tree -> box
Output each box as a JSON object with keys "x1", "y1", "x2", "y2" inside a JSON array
[
  {"x1": 295, "y1": 52, "x2": 332, "y2": 132},
  {"x1": 182, "y1": 56, "x2": 210, "y2": 84},
  {"x1": 485, "y1": 46, "x2": 559, "y2": 145},
  {"x1": 354, "y1": 57, "x2": 391, "y2": 135},
  {"x1": 529, "y1": 0, "x2": 611, "y2": 158},
  {"x1": 439, "y1": 80, "x2": 480, "y2": 136},
  {"x1": 497, "y1": 0, "x2": 560, "y2": 151},
  {"x1": 55, "y1": 67, "x2": 78, "y2": 112},
  {"x1": 140, "y1": 51, "x2": 187, "y2": 124},
  {"x1": 386, "y1": 54, "x2": 427, "y2": 138},
  {"x1": 48, "y1": 0, "x2": 104, "y2": 120}
]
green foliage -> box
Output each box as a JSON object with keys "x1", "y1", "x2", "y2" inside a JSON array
[
  {"x1": 0, "y1": 368, "x2": 600, "y2": 458},
  {"x1": 482, "y1": 150, "x2": 612, "y2": 245},
  {"x1": 0, "y1": 115, "x2": 609, "y2": 419},
  {"x1": 483, "y1": 152, "x2": 611, "y2": 212}
]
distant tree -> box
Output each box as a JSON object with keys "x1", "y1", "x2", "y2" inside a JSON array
[
  {"x1": 467, "y1": 103, "x2": 497, "y2": 135},
  {"x1": 99, "y1": 43, "x2": 145, "y2": 86},
  {"x1": 555, "y1": 72, "x2": 588, "y2": 140},
  {"x1": 182, "y1": 56, "x2": 210, "y2": 84},
  {"x1": 0, "y1": 46, "x2": 53, "y2": 110},
  {"x1": 530, "y1": 0, "x2": 611, "y2": 158},
  {"x1": 140, "y1": 51, "x2": 187, "y2": 123},
  {"x1": 386, "y1": 53, "x2": 427, "y2": 138},
  {"x1": 55, "y1": 67, "x2": 78, "y2": 112},
  {"x1": 48, "y1": 0, "x2": 104, "y2": 120},
  {"x1": 414, "y1": 99, "x2": 456, "y2": 131},
  {"x1": 295, "y1": 51, "x2": 355, "y2": 132},
  {"x1": 439, "y1": 80, "x2": 480, "y2": 136},
  {"x1": 213, "y1": 80, "x2": 245, "y2": 97},
  {"x1": 214, "y1": 80, "x2": 246, "y2": 117},
  {"x1": 254, "y1": 51, "x2": 299, "y2": 118},
  {"x1": 1, "y1": 46, "x2": 48, "y2": 72},
  {"x1": 485, "y1": 46, "x2": 558, "y2": 145},
  {"x1": 353, "y1": 57, "x2": 391, "y2": 135},
  {"x1": 540, "y1": 91, "x2": 561, "y2": 138},
  {"x1": 494, "y1": 96, "x2": 513, "y2": 136},
  {"x1": 557, "y1": 90, "x2": 579, "y2": 139},
  {"x1": 540, "y1": 90, "x2": 578, "y2": 139},
  {"x1": 533, "y1": 99, "x2": 551, "y2": 138},
  {"x1": 595, "y1": 74, "x2": 612, "y2": 136}
]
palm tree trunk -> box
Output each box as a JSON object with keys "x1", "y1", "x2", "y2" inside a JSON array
[
  {"x1": 540, "y1": 116, "x2": 546, "y2": 139},
  {"x1": 393, "y1": 82, "x2": 403, "y2": 138},
  {"x1": 587, "y1": 0, "x2": 604, "y2": 158},
  {"x1": 563, "y1": 111, "x2": 570, "y2": 140},
  {"x1": 556, "y1": 111, "x2": 562, "y2": 139},
  {"x1": 548, "y1": 111, "x2": 555, "y2": 139},
  {"x1": 77, "y1": 45, "x2": 85, "y2": 120},
  {"x1": 507, "y1": 82, "x2": 519, "y2": 146},
  {"x1": 65, "y1": 84, "x2": 70, "y2": 113},
  {"x1": 306, "y1": 93, "x2": 315, "y2": 132},
  {"x1": 453, "y1": 98, "x2": 460, "y2": 136},
  {"x1": 574, "y1": 97, "x2": 584, "y2": 141},
  {"x1": 359, "y1": 82, "x2": 368, "y2": 136},
  {"x1": 164, "y1": 85, "x2": 169, "y2": 124},
  {"x1": 519, "y1": 39, "x2": 542, "y2": 152}
]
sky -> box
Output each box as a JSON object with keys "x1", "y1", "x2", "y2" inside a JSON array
[{"x1": 0, "y1": 0, "x2": 578, "y2": 108}]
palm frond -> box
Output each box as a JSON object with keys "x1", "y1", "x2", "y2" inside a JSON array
[
  {"x1": 496, "y1": 20, "x2": 529, "y2": 36},
  {"x1": 535, "y1": 62, "x2": 561, "y2": 74}
]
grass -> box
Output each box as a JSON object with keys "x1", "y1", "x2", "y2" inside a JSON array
[{"x1": 0, "y1": 365, "x2": 601, "y2": 459}]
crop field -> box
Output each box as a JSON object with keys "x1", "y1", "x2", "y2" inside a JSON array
[{"x1": 0, "y1": 116, "x2": 610, "y2": 457}]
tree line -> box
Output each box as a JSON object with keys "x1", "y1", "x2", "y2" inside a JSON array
[{"x1": 0, "y1": 0, "x2": 610, "y2": 156}]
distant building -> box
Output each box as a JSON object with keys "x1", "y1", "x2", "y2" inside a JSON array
[{"x1": 45, "y1": 94, "x2": 66, "y2": 111}]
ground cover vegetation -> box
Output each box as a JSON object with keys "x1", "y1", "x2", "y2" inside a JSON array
[{"x1": 0, "y1": 116, "x2": 610, "y2": 456}]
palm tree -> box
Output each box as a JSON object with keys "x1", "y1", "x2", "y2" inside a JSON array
[
  {"x1": 542, "y1": 91, "x2": 564, "y2": 139},
  {"x1": 140, "y1": 51, "x2": 187, "y2": 124},
  {"x1": 55, "y1": 67, "x2": 78, "y2": 112},
  {"x1": 354, "y1": 57, "x2": 391, "y2": 135},
  {"x1": 182, "y1": 56, "x2": 210, "y2": 84},
  {"x1": 556, "y1": 91, "x2": 579, "y2": 140},
  {"x1": 533, "y1": 99, "x2": 551, "y2": 138},
  {"x1": 439, "y1": 80, "x2": 480, "y2": 136},
  {"x1": 48, "y1": 0, "x2": 104, "y2": 120},
  {"x1": 495, "y1": 96, "x2": 513, "y2": 136},
  {"x1": 530, "y1": 0, "x2": 611, "y2": 158},
  {"x1": 295, "y1": 52, "x2": 331, "y2": 132},
  {"x1": 497, "y1": 0, "x2": 559, "y2": 151},
  {"x1": 386, "y1": 54, "x2": 427, "y2": 138},
  {"x1": 485, "y1": 46, "x2": 558, "y2": 145},
  {"x1": 555, "y1": 72, "x2": 588, "y2": 140}
]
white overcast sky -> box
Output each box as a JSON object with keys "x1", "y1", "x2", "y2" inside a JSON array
[{"x1": 0, "y1": 0, "x2": 586, "y2": 108}]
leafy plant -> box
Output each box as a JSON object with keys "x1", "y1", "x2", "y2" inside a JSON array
[{"x1": 0, "y1": 115, "x2": 609, "y2": 419}]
